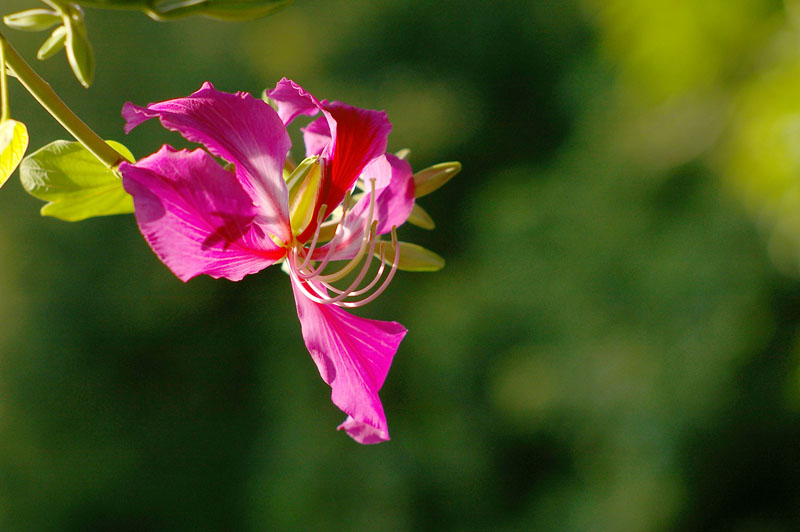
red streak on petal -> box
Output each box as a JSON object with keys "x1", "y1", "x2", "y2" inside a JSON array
[{"x1": 297, "y1": 105, "x2": 390, "y2": 243}]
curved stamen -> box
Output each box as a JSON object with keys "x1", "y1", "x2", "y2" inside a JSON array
[
  {"x1": 288, "y1": 267, "x2": 332, "y2": 305},
  {"x1": 313, "y1": 178, "x2": 377, "y2": 283},
  {"x1": 287, "y1": 180, "x2": 399, "y2": 308},
  {"x1": 322, "y1": 243, "x2": 387, "y2": 297},
  {"x1": 294, "y1": 218, "x2": 348, "y2": 280},
  {"x1": 337, "y1": 226, "x2": 400, "y2": 308},
  {"x1": 294, "y1": 190, "x2": 353, "y2": 278},
  {"x1": 296, "y1": 204, "x2": 328, "y2": 271},
  {"x1": 302, "y1": 221, "x2": 379, "y2": 305}
]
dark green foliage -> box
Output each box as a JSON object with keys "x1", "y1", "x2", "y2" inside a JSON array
[{"x1": 1, "y1": 0, "x2": 799, "y2": 531}]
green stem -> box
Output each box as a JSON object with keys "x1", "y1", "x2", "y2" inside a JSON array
[
  {"x1": 0, "y1": 33, "x2": 122, "y2": 169},
  {"x1": 0, "y1": 39, "x2": 9, "y2": 122}
]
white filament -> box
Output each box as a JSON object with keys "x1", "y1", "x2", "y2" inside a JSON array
[{"x1": 287, "y1": 178, "x2": 400, "y2": 307}]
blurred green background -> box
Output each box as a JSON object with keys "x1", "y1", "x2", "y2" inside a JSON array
[{"x1": 2, "y1": 0, "x2": 800, "y2": 530}]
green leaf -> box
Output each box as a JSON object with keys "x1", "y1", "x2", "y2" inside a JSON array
[
  {"x1": 375, "y1": 241, "x2": 445, "y2": 272},
  {"x1": 19, "y1": 140, "x2": 135, "y2": 221},
  {"x1": 72, "y1": 0, "x2": 291, "y2": 21},
  {"x1": 0, "y1": 120, "x2": 29, "y2": 189}
]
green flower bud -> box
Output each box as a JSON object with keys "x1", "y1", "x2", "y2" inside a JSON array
[
  {"x1": 413, "y1": 161, "x2": 461, "y2": 198},
  {"x1": 3, "y1": 9, "x2": 61, "y2": 32},
  {"x1": 37, "y1": 25, "x2": 67, "y2": 61},
  {"x1": 63, "y1": 6, "x2": 94, "y2": 88},
  {"x1": 376, "y1": 241, "x2": 445, "y2": 272},
  {"x1": 407, "y1": 203, "x2": 436, "y2": 230}
]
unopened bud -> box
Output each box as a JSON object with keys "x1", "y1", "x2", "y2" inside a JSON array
[
  {"x1": 394, "y1": 148, "x2": 410, "y2": 160},
  {"x1": 64, "y1": 7, "x2": 94, "y2": 88},
  {"x1": 3, "y1": 9, "x2": 61, "y2": 32},
  {"x1": 376, "y1": 241, "x2": 445, "y2": 272},
  {"x1": 413, "y1": 161, "x2": 461, "y2": 198},
  {"x1": 37, "y1": 25, "x2": 67, "y2": 60},
  {"x1": 407, "y1": 204, "x2": 435, "y2": 230}
]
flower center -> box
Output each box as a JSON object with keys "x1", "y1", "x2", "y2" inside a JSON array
[{"x1": 285, "y1": 177, "x2": 400, "y2": 308}]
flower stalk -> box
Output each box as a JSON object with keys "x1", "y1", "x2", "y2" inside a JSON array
[
  {"x1": 0, "y1": 32, "x2": 120, "y2": 169},
  {"x1": 1, "y1": 37, "x2": 9, "y2": 123}
]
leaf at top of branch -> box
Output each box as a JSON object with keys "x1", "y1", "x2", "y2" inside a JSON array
[{"x1": 72, "y1": 0, "x2": 291, "y2": 21}]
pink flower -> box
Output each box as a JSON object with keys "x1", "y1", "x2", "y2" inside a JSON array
[{"x1": 119, "y1": 79, "x2": 418, "y2": 444}]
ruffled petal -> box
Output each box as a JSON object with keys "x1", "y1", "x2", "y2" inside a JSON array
[
  {"x1": 267, "y1": 77, "x2": 323, "y2": 125},
  {"x1": 337, "y1": 416, "x2": 390, "y2": 445},
  {"x1": 122, "y1": 82, "x2": 292, "y2": 243},
  {"x1": 290, "y1": 278, "x2": 406, "y2": 444},
  {"x1": 120, "y1": 146, "x2": 285, "y2": 282},
  {"x1": 313, "y1": 154, "x2": 415, "y2": 261}
]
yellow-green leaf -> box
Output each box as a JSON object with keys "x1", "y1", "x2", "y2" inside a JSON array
[
  {"x1": 0, "y1": 120, "x2": 29, "y2": 188},
  {"x1": 19, "y1": 139, "x2": 134, "y2": 221}
]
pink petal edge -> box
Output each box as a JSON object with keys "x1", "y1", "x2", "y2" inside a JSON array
[
  {"x1": 122, "y1": 82, "x2": 293, "y2": 243},
  {"x1": 290, "y1": 278, "x2": 407, "y2": 444}
]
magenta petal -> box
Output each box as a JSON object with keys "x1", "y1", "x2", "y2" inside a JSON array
[
  {"x1": 122, "y1": 82, "x2": 292, "y2": 243},
  {"x1": 121, "y1": 146, "x2": 285, "y2": 282},
  {"x1": 367, "y1": 153, "x2": 415, "y2": 235},
  {"x1": 291, "y1": 279, "x2": 406, "y2": 444},
  {"x1": 301, "y1": 115, "x2": 332, "y2": 158},
  {"x1": 267, "y1": 77, "x2": 323, "y2": 125}
]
